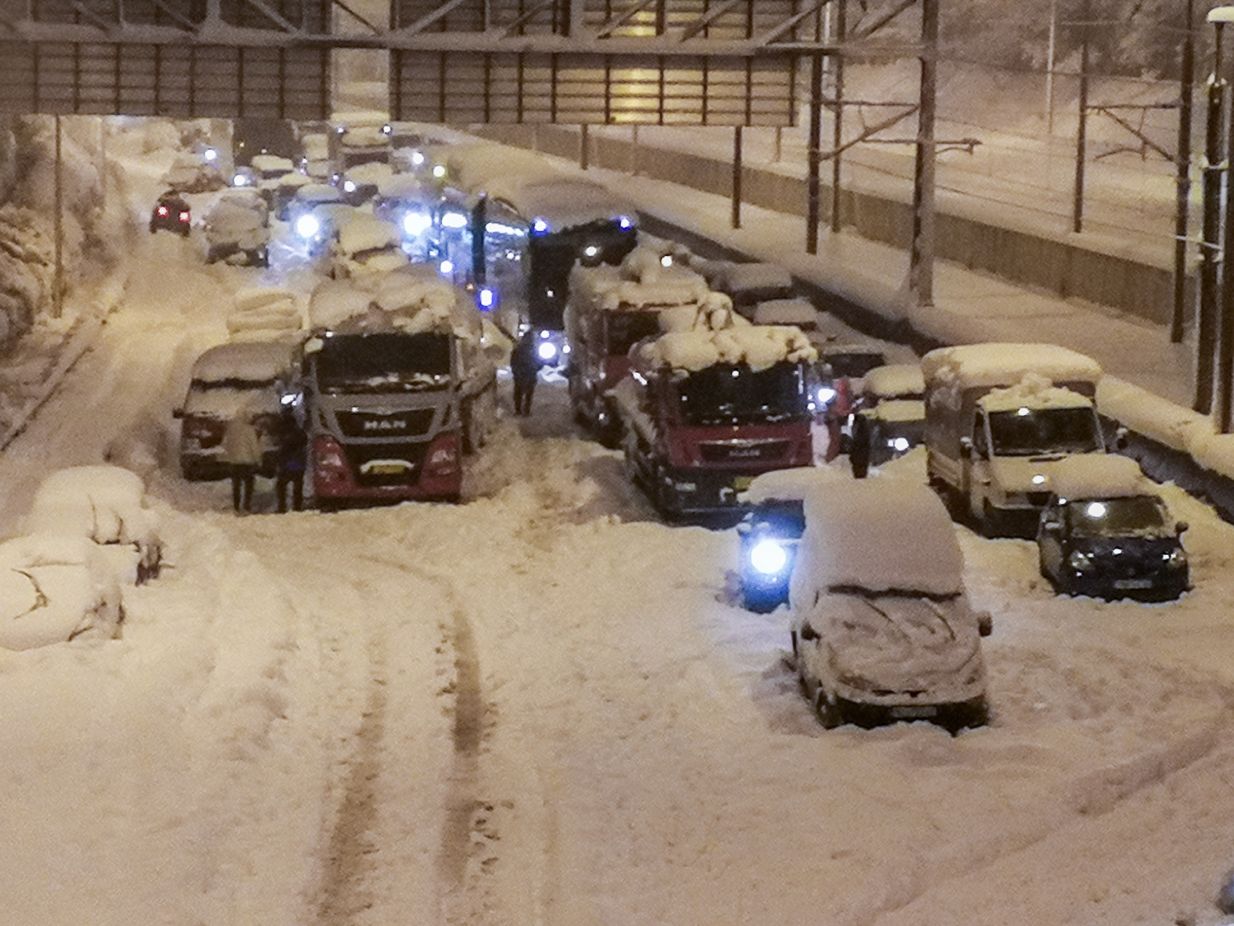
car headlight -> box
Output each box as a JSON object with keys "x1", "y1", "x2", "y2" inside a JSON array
[
  {"x1": 889, "y1": 436, "x2": 910, "y2": 452},
  {"x1": 342, "y1": 179, "x2": 357, "y2": 194},
  {"x1": 816, "y1": 386, "x2": 837, "y2": 405},
  {"x1": 294, "y1": 213, "x2": 321, "y2": 240},
  {"x1": 402, "y1": 211, "x2": 430, "y2": 236},
  {"x1": 537, "y1": 341, "x2": 558, "y2": 362},
  {"x1": 1068, "y1": 550, "x2": 1095, "y2": 572},
  {"x1": 1163, "y1": 548, "x2": 1188, "y2": 569},
  {"x1": 749, "y1": 539, "x2": 789, "y2": 576}
]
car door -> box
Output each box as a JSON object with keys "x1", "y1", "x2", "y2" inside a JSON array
[{"x1": 1038, "y1": 498, "x2": 1065, "y2": 580}]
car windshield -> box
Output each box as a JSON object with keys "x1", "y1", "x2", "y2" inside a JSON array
[
  {"x1": 731, "y1": 287, "x2": 792, "y2": 308},
  {"x1": 604, "y1": 312, "x2": 662, "y2": 356},
  {"x1": 192, "y1": 377, "x2": 277, "y2": 391},
  {"x1": 1067, "y1": 495, "x2": 1169, "y2": 537},
  {"x1": 987, "y1": 406, "x2": 1101, "y2": 456},
  {"x1": 677, "y1": 362, "x2": 808, "y2": 426},
  {"x1": 825, "y1": 351, "x2": 886, "y2": 378},
  {"x1": 315, "y1": 333, "x2": 451, "y2": 394}
]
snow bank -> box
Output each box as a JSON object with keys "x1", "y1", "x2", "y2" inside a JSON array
[
  {"x1": 227, "y1": 288, "x2": 303, "y2": 341},
  {"x1": 0, "y1": 205, "x2": 53, "y2": 351},
  {"x1": 25, "y1": 465, "x2": 158, "y2": 549},
  {"x1": 636, "y1": 324, "x2": 817, "y2": 373},
  {"x1": 794, "y1": 479, "x2": 964, "y2": 598},
  {"x1": 0, "y1": 533, "x2": 121, "y2": 650},
  {"x1": 744, "y1": 465, "x2": 843, "y2": 505},
  {"x1": 1049, "y1": 454, "x2": 1150, "y2": 501},
  {"x1": 923, "y1": 343, "x2": 1102, "y2": 391},
  {"x1": 190, "y1": 341, "x2": 295, "y2": 384},
  {"x1": 751, "y1": 298, "x2": 818, "y2": 328},
  {"x1": 337, "y1": 214, "x2": 399, "y2": 255},
  {"x1": 863, "y1": 363, "x2": 925, "y2": 400}
]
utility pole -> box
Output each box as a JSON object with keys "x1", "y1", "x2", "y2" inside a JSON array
[
  {"x1": 1072, "y1": 0, "x2": 1091, "y2": 234},
  {"x1": 1173, "y1": 0, "x2": 1196, "y2": 344},
  {"x1": 830, "y1": 0, "x2": 847, "y2": 235},
  {"x1": 806, "y1": 53, "x2": 824, "y2": 254},
  {"x1": 579, "y1": 123, "x2": 589, "y2": 170},
  {"x1": 731, "y1": 126, "x2": 743, "y2": 229},
  {"x1": 53, "y1": 115, "x2": 63, "y2": 319},
  {"x1": 1045, "y1": 0, "x2": 1058, "y2": 135},
  {"x1": 908, "y1": 0, "x2": 939, "y2": 309},
  {"x1": 1198, "y1": 14, "x2": 1229, "y2": 414},
  {"x1": 1220, "y1": 20, "x2": 1234, "y2": 431}
]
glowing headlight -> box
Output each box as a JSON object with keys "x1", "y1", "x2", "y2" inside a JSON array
[
  {"x1": 1032, "y1": 474, "x2": 1047, "y2": 486},
  {"x1": 478, "y1": 287, "x2": 495, "y2": 309},
  {"x1": 203, "y1": 147, "x2": 218, "y2": 162},
  {"x1": 816, "y1": 386, "x2": 837, "y2": 405},
  {"x1": 537, "y1": 341, "x2": 558, "y2": 362},
  {"x1": 439, "y1": 258, "x2": 455, "y2": 275},
  {"x1": 890, "y1": 436, "x2": 910, "y2": 453},
  {"x1": 432, "y1": 164, "x2": 447, "y2": 179},
  {"x1": 381, "y1": 123, "x2": 392, "y2": 135},
  {"x1": 1164, "y1": 548, "x2": 1188, "y2": 569},
  {"x1": 411, "y1": 151, "x2": 425, "y2": 167},
  {"x1": 750, "y1": 539, "x2": 789, "y2": 576},
  {"x1": 584, "y1": 245, "x2": 600, "y2": 259},
  {"x1": 660, "y1": 254, "x2": 674, "y2": 268},
  {"x1": 402, "y1": 211, "x2": 430, "y2": 236},
  {"x1": 532, "y1": 217, "x2": 550, "y2": 234},
  {"x1": 294, "y1": 213, "x2": 321, "y2": 240},
  {"x1": 342, "y1": 179, "x2": 357, "y2": 194},
  {"x1": 1068, "y1": 550, "x2": 1095, "y2": 572},
  {"x1": 441, "y1": 211, "x2": 468, "y2": 230},
  {"x1": 618, "y1": 215, "x2": 634, "y2": 230},
  {"x1": 232, "y1": 173, "x2": 249, "y2": 187}
]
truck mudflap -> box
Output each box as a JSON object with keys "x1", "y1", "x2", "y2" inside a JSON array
[{"x1": 312, "y1": 430, "x2": 463, "y2": 503}]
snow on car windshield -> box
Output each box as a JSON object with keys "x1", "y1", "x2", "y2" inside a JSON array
[
  {"x1": 315, "y1": 333, "x2": 450, "y2": 394},
  {"x1": 988, "y1": 406, "x2": 1102, "y2": 456},
  {"x1": 676, "y1": 362, "x2": 808, "y2": 426},
  {"x1": 1067, "y1": 495, "x2": 1169, "y2": 537}
]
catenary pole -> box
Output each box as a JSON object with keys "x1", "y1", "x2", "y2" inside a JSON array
[
  {"x1": 908, "y1": 0, "x2": 938, "y2": 309},
  {"x1": 1173, "y1": 0, "x2": 1196, "y2": 344},
  {"x1": 1197, "y1": 14, "x2": 1229, "y2": 414}
]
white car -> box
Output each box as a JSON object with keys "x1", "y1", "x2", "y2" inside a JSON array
[
  {"x1": 204, "y1": 190, "x2": 271, "y2": 266},
  {"x1": 26, "y1": 465, "x2": 163, "y2": 585},
  {"x1": 0, "y1": 534, "x2": 122, "y2": 651},
  {"x1": 789, "y1": 479, "x2": 991, "y2": 732},
  {"x1": 329, "y1": 214, "x2": 409, "y2": 285},
  {"x1": 163, "y1": 151, "x2": 225, "y2": 193}
]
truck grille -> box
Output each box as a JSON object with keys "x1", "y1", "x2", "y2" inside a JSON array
[
  {"x1": 336, "y1": 408, "x2": 436, "y2": 439},
  {"x1": 343, "y1": 441, "x2": 428, "y2": 487},
  {"x1": 698, "y1": 440, "x2": 790, "y2": 464}
]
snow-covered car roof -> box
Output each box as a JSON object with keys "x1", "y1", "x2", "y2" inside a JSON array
[
  {"x1": 978, "y1": 378, "x2": 1094, "y2": 413},
  {"x1": 751, "y1": 298, "x2": 817, "y2": 328},
  {"x1": 862, "y1": 364, "x2": 925, "y2": 400},
  {"x1": 190, "y1": 341, "x2": 295, "y2": 384},
  {"x1": 206, "y1": 194, "x2": 267, "y2": 233},
  {"x1": 332, "y1": 109, "x2": 388, "y2": 128},
  {"x1": 0, "y1": 534, "x2": 121, "y2": 651},
  {"x1": 372, "y1": 271, "x2": 477, "y2": 338},
  {"x1": 868, "y1": 399, "x2": 925, "y2": 423},
  {"x1": 923, "y1": 342, "x2": 1102, "y2": 391},
  {"x1": 346, "y1": 162, "x2": 395, "y2": 184},
  {"x1": 570, "y1": 247, "x2": 713, "y2": 314},
  {"x1": 308, "y1": 281, "x2": 373, "y2": 332},
  {"x1": 1048, "y1": 454, "x2": 1152, "y2": 501},
  {"x1": 823, "y1": 342, "x2": 885, "y2": 358},
  {"x1": 341, "y1": 127, "x2": 390, "y2": 149},
  {"x1": 635, "y1": 324, "x2": 817, "y2": 373},
  {"x1": 309, "y1": 274, "x2": 463, "y2": 337},
  {"x1": 251, "y1": 154, "x2": 294, "y2": 174},
  {"x1": 336, "y1": 214, "x2": 400, "y2": 256},
  {"x1": 274, "y1": 172, "x2": 312, "y2": 190},
  {"x1": 793, "y1": 479, "x2": 963, "y2": 598},
  {"x1": 26, "y1": 466, "x2": 158, "y2": 548},
  {"x1": 714, "y1": 262, "x2": 793, "y2": 294},
  {"x1": 376, "y1": 175, "x2": 428, "y2": 199},
  {"x1": 743, "y1": 466, "x2": 844, "y2": 505},
  {"x1": 295, "y1": 184, "x2": 346, "y2": 204}
]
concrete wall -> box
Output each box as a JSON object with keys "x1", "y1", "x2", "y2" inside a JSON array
[{"x1": 477, "y1": 124, "x2": 1190, "y2": 327}]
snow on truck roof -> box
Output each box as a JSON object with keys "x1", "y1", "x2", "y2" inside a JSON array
[
  {"x1": 309, "y1": 272, "x2": 466, "y2": 337},
  {"x1": 794, "y1": 479, "x2": 963, "y2": 598},
  {"x1": 1049, "y1": 454, "x2": 1153, "y2": 501},
  {"x1": 635, "y1": 324, "x2": 817, "y2": 373},
  {"x1": 190, "y1": 341, "x2": 295, "y2": 383},
  {"x1": 862, "y1": 364, "x2": 925, "y2": 400},
  {"x1": 978, "y1": 378, "x2": 1094, "y2": 413},
  {"x1": 922, "y1": 343, "x2": 1102, "y2": 390},
  {"x1": 571, "y1": 247, "x2": 712, "y2": 313}
]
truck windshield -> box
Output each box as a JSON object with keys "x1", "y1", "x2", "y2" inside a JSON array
[
  {"x1": 1067, "y1": 496, "x2": 1168, "y2": 537},
  {"x1": 987, "y1": 407, "x2": 1101, "y2": 456},
  {"x1": 677, "y1": 362, "x2": 808, "y2": 426},
  {"x1": 315, "y1": 333, "x2": 451, "y2": 394},
  {"x1": 604, "y1": 312, "x2": 662, "y2": 356}
]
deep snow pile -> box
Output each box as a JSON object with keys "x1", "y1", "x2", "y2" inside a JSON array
[
  {"x1": 0, "y1": 205, "x2": 54, "y2": 350},
  {"x1": 922, "y1": 343, "x2": 1103, "y2": 391},
  {"x1": 227, "y1": 287, "x2": 304, "y2": 342},
  {"x1": 862, "y1": 363, "x2": 926, "y2": 400},
  {"x1": 635, "y1": 324, "x2": 817, "y2": 372}
]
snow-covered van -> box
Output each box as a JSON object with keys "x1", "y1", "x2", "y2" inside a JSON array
[
  {"x1": 328, "y1": 214, "x2": 409, "y2": 285},
  {"x1": 614, "y1": 315, "x2": 817, "y2": 518},
  {"x1": 789, "y1": 479, "x2": 991, "y2": 731},
  {"x1": 923, "y1": 343, "x2": 1106, "y2": 536},
  {"x1": 565, "y1": 247, "x2": 714, "y2": 441},
  {"x1": 703, "y1": 261, "x2": 804, "y2": 322},
  {"x1": 303, "y1": 271, "x2": 495, "y2": 505},
  {"x1": 204, "y1": 190, "x2": 270, "y2": 266},
  {"x1": 176, "y1": 341, "x2": 296, "y2": 480}
]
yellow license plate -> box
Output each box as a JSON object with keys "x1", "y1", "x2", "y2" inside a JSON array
[
  {"x1": 369, "y1": 463, "x2": 408, "y2": 475},
  {"x1": 733, "y1": 476, "x2": 754, "y2": 491}
]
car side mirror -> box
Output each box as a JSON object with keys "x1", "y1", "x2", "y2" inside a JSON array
[
  {"x1": 1176, "y1": 521, "x2": 1190, "y2": 535},
  {"x1": 1042, "y1": 519, "x2": 1062, "y2": 534},
  {"x1": 1113, "y1": 426, "x2": 1130, "y2": 451},
  {"x1": 172, "y1": 407, "x2": 184, "y2": 419},
  {"x1": 977, "y1": 611, "x2": 993, "y2": 637}
]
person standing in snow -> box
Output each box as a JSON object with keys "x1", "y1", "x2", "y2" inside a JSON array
[
  {"x1": 275, "y1": 406, "x2": 308, "y2": 513},
  {"x1": 221, "y1": 411, "x2": 265, "y2": 513},
  {"x1": 510, "y1": 330, "x2": 539, "y2": 417}
]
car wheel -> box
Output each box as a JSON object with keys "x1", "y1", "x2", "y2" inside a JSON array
[{"x1": 813, "y1": 689, "x2": 843, "y2": 730}]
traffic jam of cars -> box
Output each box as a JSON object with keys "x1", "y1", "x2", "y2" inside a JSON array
[{"x1": 147, "y1": 118, "x2": 1195, "y2": 736}]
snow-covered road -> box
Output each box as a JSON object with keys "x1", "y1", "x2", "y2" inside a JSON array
[{"x1": 5, "y1": 152, "x2": 1234, "y2": 926}]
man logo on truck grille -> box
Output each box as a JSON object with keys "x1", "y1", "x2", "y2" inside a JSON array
[{"x1": 363, "y1": 418, "x2": 407, "y2": 432}]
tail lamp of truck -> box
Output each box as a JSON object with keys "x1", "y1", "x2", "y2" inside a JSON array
[
  {"x1": 313, "y1": 435, "x2": 349, "y2": 477},
  {"x1": 425, "y1": 433, "x2": 460, "y2": 477}
]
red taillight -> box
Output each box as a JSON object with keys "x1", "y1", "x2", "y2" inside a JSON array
[
  {"x1": 425, "y1": 432, "x2": 460, "y2": 476},
  {"x1": 313, "y1": 435, "x2": 348, "y2": 475},
  {"x1": 178, "y1": 211, "x2": 190, "y2": 223},
  {"x1": 157, "y1": 205, "x2": 169, "y2": 217}
]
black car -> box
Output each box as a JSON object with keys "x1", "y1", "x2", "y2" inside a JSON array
[
  {"x1": 737, "y1": 498, "x2": 806, "y2": 612},
  {"x1": 150, "y1": 193, "x2": 191, "y2": 237},
  {"x1": 1038, "y1": 492, "x2": 1189, "y2": 601}
]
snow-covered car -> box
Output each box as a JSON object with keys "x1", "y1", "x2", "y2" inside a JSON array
[
  {"x1": 26, "y1": 465, "x2": 163, "y2": 585},
  {"x1": 735, "y1": 467, "x2": 842, "y2": 613},
  {"x1": 175, "y1": 341, "x2": 296, "y2": 480},
  {"x1": 338, "y1": 162, "x2": 393, "y2": 206},
  {"x1": 1038, "y1": 455, "x2": 1189, "y2": 601},
  {"x1": 706, "y1": 262, "x2": 800, "y2": 321},
  {"x1": 789, "y1": 479, "x2": 991, "y2": 731},
  {"x1": 204, "y1": 190, "x2": 270, "y2": 267},
  {"x1": 149, "y1": 191, "x2": 191, "y2": 236},
  {"x1": 163, "y1": 152, "x2": 225, "y2": 193},
  {"x1": 226, "y1": 286, "x2": 304, "y2": 342},
  {"x1": 0, "y1": 534, "x2": 122, "y2": 651},
  {"x1": 329, "y1": 214, "x2": 409, "y2": 284},
  {"x1": 300, "y1": 132, "x2": 331, "y2": 180},
  {"x1": 269, "y1": 172, "x2": 312, "y2": 221},
  {"x1": 373, "y1": 174, "x2": 437, "y2": 242},
  {"x1": 849, "y1": 364, "x2": 926, "y2": 478},
  {"x1": 250, "y1": 153, "x2": 295, "y2": 185},
  {"x1": 288, "y1": 184, "x2": 351, "y2": 254}
]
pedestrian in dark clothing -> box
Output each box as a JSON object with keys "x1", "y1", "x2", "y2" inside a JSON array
[
  {"x1": 511, "y1": 331, "x2": 540, "y2": 417},
  {"x1": 275, "y1": 407, "x2": 308, "y2": 513},
  {"x1": 221, "y1": 412, "x2": 264, "y2": 513}
]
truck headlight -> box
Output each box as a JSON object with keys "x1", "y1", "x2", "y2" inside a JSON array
[
  {"x1": 295, "y1": 213, "x2": 321, "y2": 240},
  {"x1": 342, "y1": 179, "x2": 357, "y2": 194},
  {"x1": 1068, "y1": 550, "x2": 1095, "y2": 572},
  {"x1": 537, "y1": 341, "x2": 558, "y2": 362},
  {"x1": 1163, "y1": 548, "x2": 1188, "y2": 569},
  {"x1": 402, "y1": 211, "x2": 430, "y2": 236},
  {"x1": 749, "y1": 539, "x2": 789, "y2": 576},
  {"x1": 816, "y1": 386, "x2": 837, "y2": 405}
]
